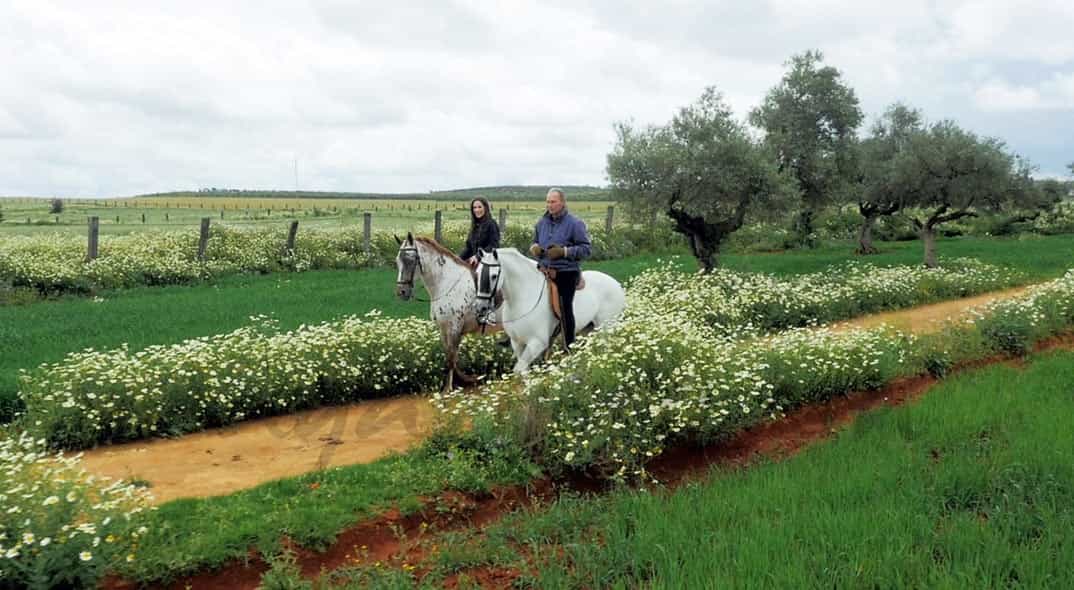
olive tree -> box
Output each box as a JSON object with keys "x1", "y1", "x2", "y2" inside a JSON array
[
  {"x1": 607, "y1": 88, "x2": 795, "y2": 272},
  {"x1": 750, "y1": 50, "x2": 863, "y2": 247},
  {"x1": 896, "y1": 121, "x2": 1036, "y2": 267},
  {"x1": 854, "y1": 103, "x2": 924, "y2": 254}
]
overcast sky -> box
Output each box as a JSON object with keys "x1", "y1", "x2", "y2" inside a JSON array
[{"x1": 1, "y1": 1, "x2": 1072, "y2": 198}]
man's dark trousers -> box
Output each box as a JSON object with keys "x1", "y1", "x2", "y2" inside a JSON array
[{"x1": 553, "y1": 269, "x2": 580, "y2": 351}]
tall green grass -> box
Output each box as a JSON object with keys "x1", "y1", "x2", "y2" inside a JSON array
[{"x1": 473, "y1": 350, "x2": 1074, "y2": 589}]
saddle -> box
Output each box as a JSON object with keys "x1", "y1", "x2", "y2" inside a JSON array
[{"x1": 539, "y1": 267, "x2": 586, "y2": 320}]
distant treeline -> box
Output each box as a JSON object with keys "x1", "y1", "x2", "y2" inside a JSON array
[{"x1": 133, "y1": 185, "x2": 611, "y2": 202}]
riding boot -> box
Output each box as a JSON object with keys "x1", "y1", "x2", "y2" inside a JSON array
[{"x1": 558, "y1": 294, "x2": 571, "y2": 354}]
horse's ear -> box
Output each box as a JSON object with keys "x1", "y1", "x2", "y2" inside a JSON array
[
  {"x1": 406, "y1": 231, "x2": 414, "y2": 244},
  {"x1": 477, "y1": 248, "x2": 485, "y2": 257},
  {"x1": 492, "y1": 249, "x2": 499, "y2": 260},
  {"x1": 394, "y1": 234, "x2": 402, "y2": 245}
]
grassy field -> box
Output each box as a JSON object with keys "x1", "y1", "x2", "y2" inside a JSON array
[
  {"x1": 4, "y1": 234, "x2": 1074, "y2": 423},
  {"x1": 0, "y1": 195, "x2": 615, "y2": 237},
  {"x1": 113, "y1": 321, "x2": 1074, "y2": 588},
  {"x1": 134, "y1": 185, "x2": 612, "y2": 201},
  {"x1": 444, "y1": 349, "x2": 1074, "y2": 589}
]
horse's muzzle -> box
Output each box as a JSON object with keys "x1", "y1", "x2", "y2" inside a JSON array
[
  {"x1": 396, "y1": 285, "x2": 413, "y2": 300},
  {"x1": 474, "y1": 296, "x2": 494, "y2": 319}
]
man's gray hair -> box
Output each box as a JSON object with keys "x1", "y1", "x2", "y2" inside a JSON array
[{"x1": 546, "y1": 187, "x2": 566, "y2": 201}]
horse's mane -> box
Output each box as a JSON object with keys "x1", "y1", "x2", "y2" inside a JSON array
[
  {"x1": 413, "y1": 237, "x2": 475, "y2": 276},
  {"x1": 492, "y1": 248, "x2": 539, "y2": 271}
]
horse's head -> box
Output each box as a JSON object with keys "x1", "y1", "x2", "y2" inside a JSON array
[
  {"x1": 474, "y1": 248, "x2": 501, "y2": 321},
  {"x1": 394, "y1": 232, "x2": 420, "y2": 301}
]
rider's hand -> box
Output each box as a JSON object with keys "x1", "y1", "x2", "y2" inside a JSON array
[
  {"x1": 547, "y1": 245, "x2": 567, "y2": 260},
  {"x1": 528, "y1": 243, "x2": 543, "y2": 257},
  {"x1": 467, "y1": 257, "x2": 478, "y2": 267}
]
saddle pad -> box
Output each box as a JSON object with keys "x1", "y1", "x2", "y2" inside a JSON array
[{"x1": 545, "y1": 275, "x2": 586, "y2": 320}]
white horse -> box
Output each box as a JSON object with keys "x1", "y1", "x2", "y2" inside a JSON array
[
  {"x1": 394, "y1": 233, "x2": 501, "y2": 392},
  {"x1": 474, "y1": 248, "x2": 625, "y2": 373}
]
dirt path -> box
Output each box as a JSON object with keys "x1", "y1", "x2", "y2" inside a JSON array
[
  {"x1": 80, "y1": 395, "x2": 435, "y2": 504},
  {"x1": 80, "y1": 285, "x2": 1033, "y2": 504},
  {"x1": 831, "y1": 286, "x2": 1027, "y2": 333}
]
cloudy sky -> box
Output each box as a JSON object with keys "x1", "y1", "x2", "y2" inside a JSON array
[{"x1": 1, "y1": 1, "x2": 1072, "y2": 197}]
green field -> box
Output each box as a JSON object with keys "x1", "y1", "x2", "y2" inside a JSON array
[
  {"x1": 112, "y1": 322, "x2": 1074, "y2": 588},
  {"x1": 444, "y1": 349, "x2": 1074, "y2": 589},
  {"x1": 5, "y1": 231, "x2": 1074, "y2": 587},
  {"x1": 0, "y1": 195, "x2": 615, "y2": 237},
  {"x1": 4, "y1": 234, "x2": 1074, "y2": 423}
]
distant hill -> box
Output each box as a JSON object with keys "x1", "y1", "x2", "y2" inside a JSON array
[{"x1": 132, "y1": 185, "x2": 611, "y2": 201}]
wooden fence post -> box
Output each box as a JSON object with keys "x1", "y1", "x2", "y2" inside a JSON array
[
  {"x1": 499, "y1": 208, "x2": 507, "y2": 230},
  {"x1": 197, "y1": 217, "x2": 211, "y2": 260},
  {"x1": 605, "y1": 206, "x2": 614, "y2": 235},
  {"x1": 434, "y1": 210, "x2": 443, "y2": 243},
  {"x1": 141, "y1": 213, "x2": 146, "y2": 224},
  {"x1": 87, "y1": 217, "x2": 99, "y2": 261},
  {"x1": 363, "y1": 212, "x2": 372, "y2": 251},
  {"x1": 286, "y1": 220, "x2": 299, "y2": 253}
]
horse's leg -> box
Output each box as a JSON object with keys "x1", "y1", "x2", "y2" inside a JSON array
[
  {"x1": 510, "y1": 334, "x2": 525, "y2": 358},
  {"x1": 449, "y1": 327, "x2": 477, "y2": 386},
  {"x1": 513, "y1": 338, "x2": 547, "y2": 374},
  {"x1": 439, "y1": 324, "x2": 455, "y2": 393}
]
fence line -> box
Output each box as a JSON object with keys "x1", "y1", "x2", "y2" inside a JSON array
[{"x1": 71, "y1": 207, "x2": 621, "y2": 260}]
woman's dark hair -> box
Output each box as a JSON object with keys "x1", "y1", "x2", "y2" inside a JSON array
[{"x1": 470, "y1": 197, "x2": 492, "y2": 226}]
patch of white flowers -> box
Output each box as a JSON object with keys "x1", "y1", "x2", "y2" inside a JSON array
[
  {"x1": 0, "y1": 226, "x2": 394, "y2": 293},
  {"x1": 437, "y1": 266, "x2": 1074, "y2": 481},
  {"x1": 962, "y1": 269, "x2": 1074, "y2": 354},
  {"x1": 20, "y1": 313, "x2": 511, "y2": 449},
  {"x1": 0, "y1": 223, "x2": 675, "y2": 295},
  {"x1": 0, "y1": 432, "x2": 153, "y2": 587},
  {"x1": 623, "y1": 258, "x2": 1020, "y2": 341}
]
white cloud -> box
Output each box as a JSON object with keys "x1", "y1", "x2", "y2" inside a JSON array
[
  {"x1": 1, "y1": 0, "x2": 1073, "y2": 195},
  {"x1": 974, "y1": 81, "x2": 1045, "y2": 111},
  {"x1": 974, "y1": 72, "x2": 1074, "y2": 112}
]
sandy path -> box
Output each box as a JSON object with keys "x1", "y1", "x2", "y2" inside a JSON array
[
  {"x1": 80, "y1": 285, "x2": 1032, "y2": 504},
  {"x1": 80, "y1": 395, "x2": 435, "y2": 504},
  {"x1": 830, "y1": 286, "x2": 1027, "y2": 333}
]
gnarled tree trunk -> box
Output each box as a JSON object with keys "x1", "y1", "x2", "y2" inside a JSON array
[
  {"x1": 791, "y1": 207, "x2": 817, "y2": 249},
  {"x1": 857, "y1": 214, "x2": 878, "y2": 255},
  {"x1": 919, "y1": 224, "x2": 938, "y2": 268},
  {"x1": 667, "y1": 194, "x2": 747, "y2": 273},
  {"x1": 913, "y1": 205, "x2": 976, "y2": 269},
  {"x1": 687, "y1": 232, "x2": 720, "y2": 273}
]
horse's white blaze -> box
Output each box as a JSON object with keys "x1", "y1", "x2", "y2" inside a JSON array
[{"x1": 476, "y1": 248, "x2": 625, "y2": 373}]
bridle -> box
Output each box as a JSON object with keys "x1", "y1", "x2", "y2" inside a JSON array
[
  {"x1": 475, "y1": 257, "x2": 546, "y2": 326},
  {"x1": 396, "y1": 245, "x2": 467, "y2": 304},
  {"x1": 395, "y1": 245, "x2": 424, "y2": 297}
]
